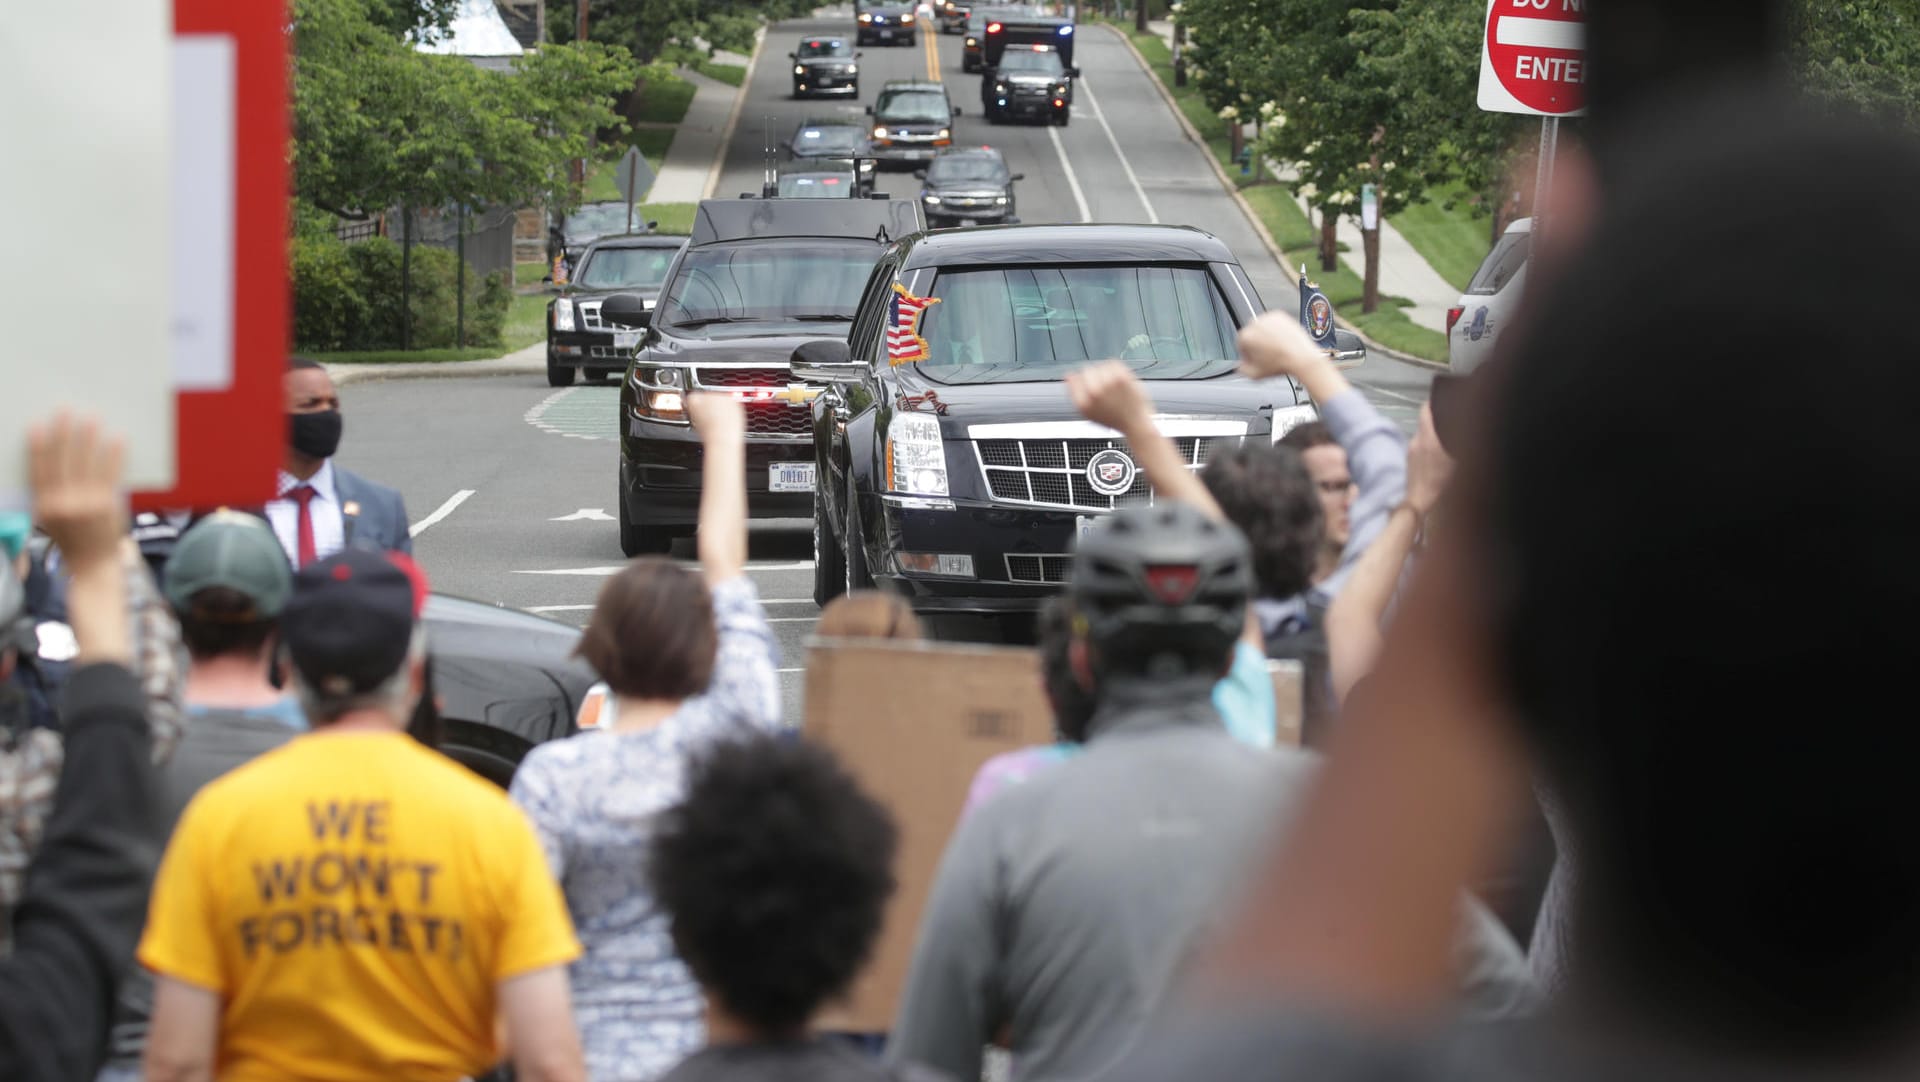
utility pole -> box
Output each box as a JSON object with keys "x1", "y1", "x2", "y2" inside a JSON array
[
  {"x1": 1135, "y1": 0, "x2": 1147, "y2": 34},
  {"x1": 571, "y1": 0, "x2": 589, "y2": 185}
]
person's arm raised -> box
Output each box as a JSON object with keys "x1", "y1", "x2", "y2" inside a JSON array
[
  {"x1": 1236, "y1": 310, "x2": 1351, "y2": 405},
  {"x1": 1067, "y1": 362, "x2": 1224, "y2": 520},
  {"x1": 29, "y1": 414, "x2": 129, "y2": 665},
  {"x1": 1067, "y1": 363, "x2": 1262, "y2": 649},
  {"x1": 1325, "y1": 404, "x2": 1453, "y2": 702},
  {"x1": 688, "y1": 393, "x2": 749, "y2": 584}
]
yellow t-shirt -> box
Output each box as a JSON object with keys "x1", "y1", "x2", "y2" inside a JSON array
[{"x1": 138, "y1": 730, "x2": 581, "y2": 1081}]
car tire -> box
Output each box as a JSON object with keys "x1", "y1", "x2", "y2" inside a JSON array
[
  {"x1": 547, "y1": 352, "x2": 576, "y2": 388},
  {"x1": 844, "y1": 486, "x2": 872, "y2": 594},
  {"x1": 1055, "y1": 110, "x2": 1071, "y2": 127},
  {"x1": 617, "y1": 471, "x2": 672, "y2": 557},
  {"x1": 813, "y1": 489, "x2": 847, "y2": 607}
]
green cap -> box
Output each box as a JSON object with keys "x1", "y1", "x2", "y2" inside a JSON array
[{"x1": 163, "y1": 511, "x2": 293, "y2": 618}]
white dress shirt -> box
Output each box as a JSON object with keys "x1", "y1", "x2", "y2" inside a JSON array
[{"x1": 264, "y1": 460, "x2": 346, "y2": 568}]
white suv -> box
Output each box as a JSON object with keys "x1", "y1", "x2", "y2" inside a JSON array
[{"x1": 1448, "y1": 218, "x2": 1531, "y2": 374}]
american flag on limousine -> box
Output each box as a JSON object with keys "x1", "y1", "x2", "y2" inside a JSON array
[{"x1": 886, "y1": 283, "x2": 942, "y2": 365}]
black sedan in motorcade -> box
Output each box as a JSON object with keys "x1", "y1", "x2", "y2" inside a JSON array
[
  {"x1": 790, "y1": 36, "x2": 861, "y2": 97},
  {"x1": 610, "y1": 196, "x2": 925, "y2": 556},
  {"x1": 423, "y1": 595, "x2": 597, "y2": 788},
  {"x1": 547, "y1": 201, "x2": 647, "y2": 283},
  {"x1": 867, "y1": 80, "x2": 962, "y2": 170},
  {"x1": 982, "y1": 42, "x2": 1076, "y2": 124},
  {"x1": 779, "y1": 169, "x2": 863, "y2": 198},
  {"x1": 783, "y1": 117, "x2": 878, "y2": 189},
  {"x1": 856, "y1": 2, "x2": 919, "y2": 45},
  {"x1": 546, "y1": 231, "x2": 686, "y2": 387},
  {"x1": 982, "y1": 9, "x2": 1074, "y2": 69},
  {"x1": 795, "y1": 223, "x2": 1365, "y2": 612},
  {"x1": 936, "y1": 0, "x2": 972, "y2": 33},
  {"x1": 916, "y1": 145, "x2": 1021, "y2": 227}
]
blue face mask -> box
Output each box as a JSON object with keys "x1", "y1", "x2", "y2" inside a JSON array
[{"x1": 0, "y1": 512, "x2": 29, "y2": 563}]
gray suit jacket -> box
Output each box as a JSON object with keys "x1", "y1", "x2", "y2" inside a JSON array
[{"x1": 334, "y1": 466, "x2": 412, "y2": 555}]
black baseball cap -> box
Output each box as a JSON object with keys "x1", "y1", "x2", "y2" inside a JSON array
[{"x1": 282, "y1": 549, "x2": 429, "y2": 697}]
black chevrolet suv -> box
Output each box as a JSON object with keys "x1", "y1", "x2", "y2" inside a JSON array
[
  {"x1": 614, "y1": 197, "x2": 924, "y2": 556},
  {"x1": 866, "y1": 80, "x2": 961, "y2": 170},
  {"x1": 547, "y1": 232, "x2": 686, "y2": 387},
  {"x1": 796, "y1": 224, "x2": 1363, "y2": 612},
  {"x1": 790, "y1": 36, "x2": 860, "y2": 98},
  {"x1": 983, "y1": 43, "x2": 1076, "y2": 125}
]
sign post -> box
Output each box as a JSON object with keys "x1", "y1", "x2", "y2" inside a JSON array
[
  {"x1": 1476, "y1": 0, "x2": 1587, "y2": 239},
  {"x1": 615, "y1": 146, "x2": 655, "y2": 234}
]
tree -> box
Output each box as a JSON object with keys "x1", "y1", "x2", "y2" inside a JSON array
[
  {"x1": 546, "y1": 0, "x2": 818, "y2": 63},
  {"x1": 1793, "y1": 0, "x2": 1920, "y2": 127}
]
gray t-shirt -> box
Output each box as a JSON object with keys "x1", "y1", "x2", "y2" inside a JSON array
[{"x1": 97, "y1": 701, "x2": 302, "y2": 1077}]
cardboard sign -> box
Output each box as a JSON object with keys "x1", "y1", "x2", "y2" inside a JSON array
[
  {"x1": 1, "y1": 0, "x2": 174, "y2": 509},
  {"x1": 803, "y1": 638, "x2": 1303, "y2": 1032}
]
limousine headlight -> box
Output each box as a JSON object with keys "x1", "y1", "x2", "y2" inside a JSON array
[{"x1": 886, "y1": 414, "x2": 948, "y2": 497}]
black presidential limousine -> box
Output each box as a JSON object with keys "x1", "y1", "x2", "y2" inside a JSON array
[{"x1": 797, "y1": 223, "x2": 1366, "y2": 613}]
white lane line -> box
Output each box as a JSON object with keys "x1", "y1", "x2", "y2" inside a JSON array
[
  {"x1": 777, "y1": 667, "x2": 806, "y2": 673},
  {"x1": 1077, "y1": 78, "x2": 1158, "y2": 223},
  {"x1": 1046, "y1": 125, "x2": 1094, "y2": 224},
  {"x1": 528, "y1": 604, "x2": 593, "y2": 612},
  {"x1": 769, "y1": 616, "x2": 823, "y2": 623},
  {"x1": 409, "y1": 489, "x2": 475, "y2": 539},
  {"x1": 529, "y1": 598, "x2": 817, "y2": 613},
  {"x1": 1357, "y1": 382, "x2": 1427, "y2": 407}
]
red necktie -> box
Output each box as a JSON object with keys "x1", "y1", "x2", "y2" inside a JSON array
[{"x1": 290, "y1": 485, "x2": 318, "y2": 569}]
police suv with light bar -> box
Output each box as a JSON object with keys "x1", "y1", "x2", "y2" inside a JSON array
[
  {"x1": 609, "y1": 196, "x2": 924, "y2": 556},
  {"x1": 795, "y1": 223, "x2": 1366, "y2": 612}
]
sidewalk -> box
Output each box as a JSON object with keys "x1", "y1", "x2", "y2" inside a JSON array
[
  {"x1": 328, "y1": 341, "x2": 545, "y2": 388},
  {"x1": 646, "y1": 31, "x2": 764, "y2": 205},
  {"x1": 1143, "y1": 19, "x2": 1461, "y2": 333}
]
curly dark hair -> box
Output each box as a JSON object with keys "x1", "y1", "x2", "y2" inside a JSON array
[
  {"x1": 650, "y1": 737, "x2": 898, "y2": 1034},
  {"x1": 1200, "y1": 442, "x2": 1324, "y2": 601}
]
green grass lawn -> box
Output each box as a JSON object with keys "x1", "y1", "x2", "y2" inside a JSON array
[
  {"x1": 1390, "y1": 184, "x2": 1495, "y2": 293},
  {"x1": 514, "y1": 261, "x2": 550, "y2": 288},
  {"x1": 1111, "y1": 23, "x2": 1449, "y2": 364},
  {"x1": 695, "y1": 59, "x2": 747, "y2": 87},
  {"x1": 634, "y1": 70, "x2": 697, "y2": 126},
  {"x1": 582, "y1": 129, "x2": 682, "y2": 202}
]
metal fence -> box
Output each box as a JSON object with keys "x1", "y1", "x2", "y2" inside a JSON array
[{"x1": 404, "y1": 205, "x2": 521, "y2": 283}]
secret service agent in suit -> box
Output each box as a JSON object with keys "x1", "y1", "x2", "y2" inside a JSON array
[{"x1": 264, "y1": 359, "x2": 412, "y2": 569}]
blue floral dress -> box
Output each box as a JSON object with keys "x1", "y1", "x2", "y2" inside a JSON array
[{"x1": 510, "y1": 578, "x2": 783, "y2": 1082}]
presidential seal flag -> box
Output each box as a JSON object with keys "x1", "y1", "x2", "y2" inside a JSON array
[
  {"x1": 1298, "y1": 264, "x2": 1337, "y2": 350},
  {"x1": 887, "y1": 283, "x2": 942, "y2": 365}
]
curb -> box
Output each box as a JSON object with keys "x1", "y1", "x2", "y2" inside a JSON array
[
  {"x1": 704, "y1": 26, "x2": 767, "y2": 200},
  {"x1": 330, "y1": 363, "x2": 545, "y2": 388},
  {"x1": 1102, "y1": 24, "x2": 1446, "y2": 373}
]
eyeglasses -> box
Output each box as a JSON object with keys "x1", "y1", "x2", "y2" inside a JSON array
[{"x1": 1316, "y1": 479, "x2": 1355, "y2": 496}]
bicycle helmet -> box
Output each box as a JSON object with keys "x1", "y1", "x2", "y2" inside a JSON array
[{"x1": 1070, "y1": 502, "x2": 1252, "y2": 681}]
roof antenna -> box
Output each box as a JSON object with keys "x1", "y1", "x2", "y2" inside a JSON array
[{"x1": 761, "y1": 117, "x2": 779, "y2": 199}]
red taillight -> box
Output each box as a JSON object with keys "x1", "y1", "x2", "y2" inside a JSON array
[
  {"x1": 987, "y1": 21, "x2": 1003, "y2": 32},
  {"x1": 1445, "y1": 306, "x2": 1464, "y2": 335}
]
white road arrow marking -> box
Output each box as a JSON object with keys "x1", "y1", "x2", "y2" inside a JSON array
[{"x1": 550, "y1": 508, "x2": 617, "y2": 522}]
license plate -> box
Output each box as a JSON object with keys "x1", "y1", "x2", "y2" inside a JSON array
[
  {"x1": 771, "y1": 462, "x2": 816, "y2": 493},
  {"x1": 879, "y1": 29, "x2": 894, "y2": 38},
  {"x1": 1077, "y1": 515, "x2": 1103, "y2": 542},
  {"x1": 906, "y1": 149, "x2": 932, "y2": 159},
  {"x1": 612, "y1": 329, "x2": 640, "y2": 350}
]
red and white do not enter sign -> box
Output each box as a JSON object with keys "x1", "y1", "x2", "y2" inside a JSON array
[{"x1": 1477, "y1": 0, "x2": 1587, "y2": 117}]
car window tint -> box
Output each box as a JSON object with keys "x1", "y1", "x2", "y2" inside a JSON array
[
  {"x1": 658, "y1": 242, "x2": 879, "y2": 326},
  {"x1": 876, "y1": 91, "x2": 951, "y2": 123},
  {"x1": 1467, "y1": 231, "x2": 1531, "y2": 295},
  {"x1": 575, "y1": 247, "x2": 676, "y2": 290},
  {"x1": 914, "y1": 265, "x2": 1239, "y2": 383},
  {"x1": 928, "y1": 156, "x2": 1007, "y2": 183},
  {"x1": 997, "y1": 49, "x2": 1063, "y2": 74},
  {"x1": 798, "y1": 39, "x2": 853, "y2": 57}
]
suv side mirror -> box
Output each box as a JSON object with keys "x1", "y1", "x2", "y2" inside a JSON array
[
  {"x1": 1066, "y1": 66, "x2": 1081, "y2": 78},
  {"x1": 913, "y1": 168, "x2": 928, "y2": 179},
  {"x1": 600, "y1": 293, "x2": 653, "y2": 330},
  {"x1": 1009, "y1": 172, "x2": 1025, "y2": 181},
  {"x1": 1329, "y1": 328, "x2": 1367, "y2": 367},
  {"x1": 856, "y1": 50, "x2": 866, "y2": 57},
  {"x1": 952, "y1": 105, "x2": 963, "y2": 117},
  {"x1": 788, "y1": 51, "x2": 798, "y2": 58},
  {"x1": 791, "y1": 339, "x2": 865, "y2": 382},
  {"x1": 864, "y1": 104, "x2": 875, "y2": 115}
]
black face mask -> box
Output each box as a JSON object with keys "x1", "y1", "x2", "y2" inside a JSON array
[{"x1": 289, "y1": 409, "x2": 343, "y2": 460}]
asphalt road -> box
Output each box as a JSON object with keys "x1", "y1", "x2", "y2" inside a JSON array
[{"x1": 341, "y1": 10, "x2": 1438, "y2": 724}]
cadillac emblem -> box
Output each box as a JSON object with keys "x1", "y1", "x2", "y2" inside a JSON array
[{"x1": 1085, "y1": 448, "x2": 1137, "y2": 497}]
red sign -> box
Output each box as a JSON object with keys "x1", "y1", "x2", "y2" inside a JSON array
[
  {"x1": 135, "y1": 0, "x2": 288, "y2": 511},
  {"x1": 1477, "y1": 0, "x2": 1587, "y2": 117}
]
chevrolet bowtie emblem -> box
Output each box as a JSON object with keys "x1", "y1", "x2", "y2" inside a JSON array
[{"x1": 774, "y1": 384, "x2": 823, "y2": 406}]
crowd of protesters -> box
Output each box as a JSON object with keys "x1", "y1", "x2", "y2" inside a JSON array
[{"x1": 6, "y1": 56, "x2": 1920, "y2": 1082}]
